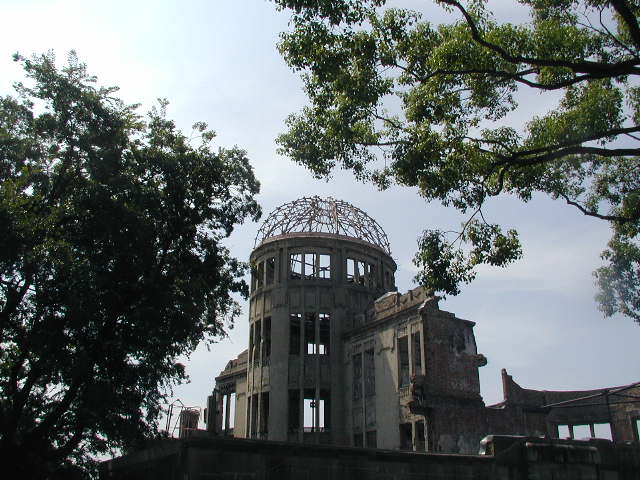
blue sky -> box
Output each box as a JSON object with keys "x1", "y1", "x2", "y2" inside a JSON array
[{"x1": 1, "y1": 0, "x2": 637, "y2": 422}]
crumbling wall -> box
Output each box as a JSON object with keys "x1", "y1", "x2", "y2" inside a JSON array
[
  {"x1": 500, "y1": 370, "x2": 640, "y2": 443},
  {"x1": 422, "y1": 308, "x2": 483, "y2": 400}
]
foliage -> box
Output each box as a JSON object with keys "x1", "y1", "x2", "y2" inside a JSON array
[
  {"x1": 0, "y1": 52, "x2": 260, "y2": 477},
  {"x1": 274, "y1": 0, "x2": 640, "y2": 322}
]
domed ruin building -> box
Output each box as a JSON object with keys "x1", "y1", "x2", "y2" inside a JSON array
[
  {"x1": 206, "y1": 197, "x2": 640, "y2": 453},
  {"x1": 207, "y1": 197, "x2": 482, "y2": 450}
]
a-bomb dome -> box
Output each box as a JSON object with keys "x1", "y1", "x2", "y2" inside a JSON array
[{"x1": 254, "y1": 196, "x2": 391, "y2": 254}]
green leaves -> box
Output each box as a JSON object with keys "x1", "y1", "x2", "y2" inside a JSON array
[
  {"x1": 275, "y1": 0, "x2": 640, "y2": 322},
  {"x1": 595, "y1": 234, "x2": 640, "y2": 323},
  {"x1": 414, "y1": 221, "x2": 522, "y2": 297},
  {"x1": 0, "y1": 52, "x2": 260, "y2": 477},
  {"x1": 414, "y1": 230, "x2": 474, "y2": 296}
]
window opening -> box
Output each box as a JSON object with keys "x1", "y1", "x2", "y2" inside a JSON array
[
  {"x1": 249, "y1": 325, "x2": 254, "y2": 362},
  {"x1": 222, "y1": 392, "x2": 236, "y2": 432},
  {"x1": 353, "y1": 433, "x2": 363, "y2": 447},
  {"x1": 251, "y1": 266, "x2": 257, "y2": 292},
  {"x1": 346, "y1": 258, "x2": 356, "y2": 283},
  {"x1": 305, "y1": 312, "x2": 316, "y2": 355},
  {"x1": 303, "y1": 389, "x2": 316, "y2": 432},
  {"x1": 266, "y1": 257, "x2": 275, "y2": 285},
  {"x1": 366, "y1": 430, "x2": 377, "y2": 448},
  {"x1": 250, "y1": 394, "x2": 258, "y2": 438},
  {"x1": 357, "y1": 260, "x2": 366, "y2": 286},
  {"x1": 352, "y1": 353, "x2": 362, "y2": 401},
  {"x1": 304, "y1": 253, "x2": 317, "y2": 279},
  {"x1": 222, "y1": 394, "x2": 228, "y2": 431},
  {"x1": 594, "y1": 423, "x2": 612, "y2": 440},
  {"x1": 398, "y1": 336, "x2": 410, "y2": 388},
  {"x1": 412, "y1": 332, "x2": 422, "y2": 375},
  {"x1": 254, "y1": 319, "x2": 261, "y2": 366},
  {"x1": 559, "y1": 422, "x2": 612, "y2": 440},
  {"x1": 229, "y1": 393, "x2": 236, "y2": 430},
  {"x1": 399, "y1": 423, "x2": 412, "y2": 450},
  {"x1": 319, "y1": 313, "x2": 330, "y2": 355},
  {"x1": 288, "y1": 389, "x2": 300, "y2": 432},
  {"x1": 573, "y1": 424, "x2": 591, "y2": 439},
  {"x1": 256, "y1": 261, "x2": 264, "y2": 289},
  {"x1": 221, "y1": 392, "x2": 236, "y2": 435},
  {"x1": 246, "y1": 395, "x2": 252, "y2": 437},
  {"x1": 368, "y1": 264, "x2": 377, "y2": 287},
  {"x1": 415, "y1": 420, "x2": 425, "y2": 451},
  {"x1": 262, "y1": 317, "x2": 271, "y2": 364},
  {"x1": 290, "y1": 253, "x2": 303, "y2": 279},
  {"x1": 289, "y1": 313, "x2": 301, "y2": 355},
  {"x1": 319, "y1": 254, "x2": 331, "y2": 279},
  {"x1": 260, "y1": 392, "x2": 269, "y2": 436},
  {"x1": 364, "y1": 348, "x2": 375, "y2": 397}
]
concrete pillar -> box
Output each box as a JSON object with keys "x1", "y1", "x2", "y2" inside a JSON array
[{"x1": 268, "y1": 305, "x2": 289, "y2": 441}]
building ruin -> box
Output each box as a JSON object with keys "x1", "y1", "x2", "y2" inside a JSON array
[{"x1": 206, "y1": 196, "x2": 640, "y2": 454}]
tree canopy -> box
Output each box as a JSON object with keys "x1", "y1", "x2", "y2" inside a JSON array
[
  {"x1": 0, "y1": 52, "x2": 260, "y2": 477},
  {"x1": 274, "y1": 0, "x2": 640, "y2": 323}
]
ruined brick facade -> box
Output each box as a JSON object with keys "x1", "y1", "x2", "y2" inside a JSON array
[{"x1": 207, "y1": 197, "x2": 640, "y2": 454}]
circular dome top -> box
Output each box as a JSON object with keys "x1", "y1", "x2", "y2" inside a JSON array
[{"x1": 254, "y1": 196, "x2": 391, "y2": 254}]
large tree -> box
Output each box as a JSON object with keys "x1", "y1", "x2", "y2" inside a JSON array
[
  {"x1": 274, "y1": 0, "x2": 640, "y2": 323},
  {"x1": 0, "y1": 52, "x2": 260, "y2": 477}
]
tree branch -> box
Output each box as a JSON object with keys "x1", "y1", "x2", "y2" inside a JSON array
[
  {"x1": 50, "y1": 419, "x2": 85, "y2": 462},
  {"x1": 2, "y1": 353, "x2": 39, "y2": 444},
  {"x1": 513, "y1": 125, "x2": 640, "y2": 158},
  {"x1": 498, "y1": 145, "x2": 640, "y2": 167},
  {"x1": 485, "y1": 165, "x2": 509, "y2": 197},
  {"x1": 371, "y1": 111, "x2": 407, "y2": 132},
  {"x1": 452, "y1": 205, "x2": 483, "y2": 245},
  {"x1": 597, "y1": 5, "x2": 637, "y2": 57},
  {"x1": 28, "y1": 374, "x2": 83, "y2": 441},
  {"x1": 423, "y1": 67, "x2": 602, "y2": 90},
  {"x1": 610, "y1": 0, "x2": 640, "y2": 50},
  {"x1": 0, "y1": 274, "x2": 33, "y2": 331},
  {"x1": 559, "y1": 192, "x2": 639, "y2": 223},
  {"x1": 359, "y1": 140, "x2": 406, "y2": 147},
  {"x1": 466, "y1": 125, "x2": 640, "y2": 163},
  {"x1": 440, "y1": 0, "x2": 640, "y2": 76}
]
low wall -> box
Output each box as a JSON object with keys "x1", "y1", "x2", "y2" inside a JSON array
[{"x1": 100, "y1": 434, "x2": 640, "y2": 480}]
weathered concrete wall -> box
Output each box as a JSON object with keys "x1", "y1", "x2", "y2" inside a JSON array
[
  {"x1": 375, "y1": 326, "x2": 401, "y2": 450},
  {"x1": 497, "y1": 370, "x2": 640, "y2": 442},
  {"x1": 344, "y1": 288, "x2": 491, "y2": 454},
  {"x1": 100, "y1": 436, "x2": 640, "y2": 480},
  {"x1": 215, "y1": 280, "x2": 639, "y2": 457},
  {"x1": 244, "y1": 233, "x2": 396, "y2": 446}
]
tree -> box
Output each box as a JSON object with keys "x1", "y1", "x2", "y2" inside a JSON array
[
  {"x1": 274, "y1": 0, "x2": 640, "y2": 323},
  {"x1": 0, "y1": 52, "x2": 260, "y2": 478}
]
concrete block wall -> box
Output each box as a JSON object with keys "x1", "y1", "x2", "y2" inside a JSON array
[{"x1": 100, "y1": 436, "x2": 640, "y2": 480}]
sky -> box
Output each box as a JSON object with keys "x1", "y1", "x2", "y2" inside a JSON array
[{"x1": 1, "y1": 0, "x2": 638, "y2": 432}]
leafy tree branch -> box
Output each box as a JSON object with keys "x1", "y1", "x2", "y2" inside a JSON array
[{"x1": 274, "y1": 0, "x2": 640, "y2": 322}]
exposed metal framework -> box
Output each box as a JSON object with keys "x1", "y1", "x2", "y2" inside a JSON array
[{"x1": 254, "y1": 197, "x2": 391, "y2": 254}]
